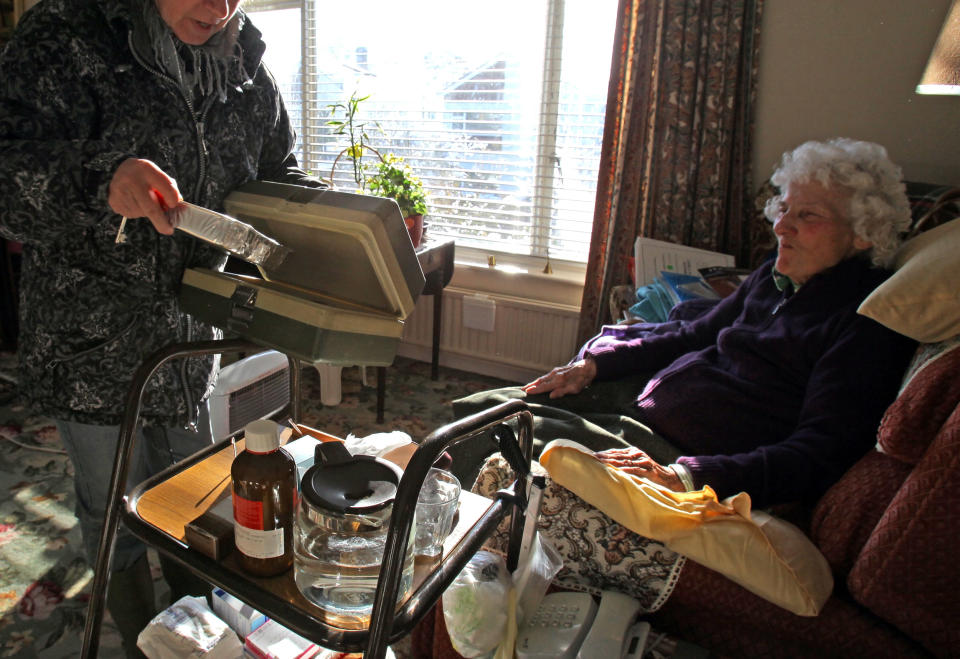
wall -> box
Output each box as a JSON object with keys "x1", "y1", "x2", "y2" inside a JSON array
[{"x1": 752, "y1": 0, "x2": 960, "y2": 186}]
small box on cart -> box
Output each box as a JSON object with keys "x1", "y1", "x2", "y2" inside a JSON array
[{"x1": 211, "y1": 587, "x2": 267, "y2": 640}]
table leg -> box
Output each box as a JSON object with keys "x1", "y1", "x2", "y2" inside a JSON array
[
  {"x1": 377, "y1": 366, "x2": 386, "y2": 423},
  {"x1": 431, "y1": 289, "x2": 442, "y2": 380}
]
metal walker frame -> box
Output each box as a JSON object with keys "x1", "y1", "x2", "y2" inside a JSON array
[{"x1": 80, "y1": 338, "x2": 533, "y2": 658}]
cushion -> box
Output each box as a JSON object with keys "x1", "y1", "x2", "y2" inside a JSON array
[
  {"x1": 858, "y1": 217, "x2": 960, "y2": 342},
  {"x1": 876, "y1": 336, "x2": 960, "y2": 464},
  {"x1": 538, "y1": 440, "x2": 834, "y2": 616}
]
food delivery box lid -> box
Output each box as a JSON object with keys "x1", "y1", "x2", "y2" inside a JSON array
[{"x1": 224, "y1": 181, "x2": 424, "y2": 318}]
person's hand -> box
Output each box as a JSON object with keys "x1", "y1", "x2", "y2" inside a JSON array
[
  {"x1": 522, "y1": 358, "x2": 597, "y2": 399},
  {"x1": 108, "y1": 159, "x2": 183, "y2": 235},
  {"x1": 596, "y1": 447, "x2": 685, "y2": 491}
]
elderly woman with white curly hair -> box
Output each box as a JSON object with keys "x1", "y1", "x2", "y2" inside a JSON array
[{"x1": 453, "y1": 138, "x2": 918, "y2": 510}]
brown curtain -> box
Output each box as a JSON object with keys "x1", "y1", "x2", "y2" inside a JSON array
[{"x1": 577, "y1": 0, "x2": 764, "y2": 345}]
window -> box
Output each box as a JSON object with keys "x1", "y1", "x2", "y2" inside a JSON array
[{"x1": 246, "y1": 0, "x2": 617, "y2": 267}]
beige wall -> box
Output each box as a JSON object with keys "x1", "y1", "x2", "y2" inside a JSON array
[{"x1": 752, "y1": 0, "x2": 960, "y2": 187}]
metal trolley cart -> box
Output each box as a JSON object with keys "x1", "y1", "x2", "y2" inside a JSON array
[{"x1": 80, "y1": 337, "x2": 534, "y2": 658}]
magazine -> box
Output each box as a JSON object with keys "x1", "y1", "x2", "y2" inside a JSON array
[
  {"x1": 658, "y1": 271, "x2": 720, "y2": 306},
  {"x1": 698, "y1": 265, "x2": 752, "y2": 297}
]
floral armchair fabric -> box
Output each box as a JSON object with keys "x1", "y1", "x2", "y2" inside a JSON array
[{"x1": 471, "y1": 455, "x2": 686, "y2": 614}]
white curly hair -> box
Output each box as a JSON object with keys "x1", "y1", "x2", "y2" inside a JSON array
[{"x1": 763, "y1": 138, "x2": 912, "y2": 267}]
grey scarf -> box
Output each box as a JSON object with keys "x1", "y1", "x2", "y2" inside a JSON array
[{"x1": 133, "y1": 0, "x2": 250, "y2": 103}]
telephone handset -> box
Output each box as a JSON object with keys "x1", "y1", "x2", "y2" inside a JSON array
[
  {"x1": 576, "y1": 590, "x2": 644, "y2": 658},
  {"x1": 515, "y1": 589, "x2": 644, "y2": 659}
]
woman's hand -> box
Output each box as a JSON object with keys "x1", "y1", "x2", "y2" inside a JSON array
[
  {"x1": 108, "y1": 159, "x2": 183, "y2": 235},
  {"x1": 522, "y1": 358, "x2": 597, "y2": 399},
  {"x1": 596, "y1": 447, "x2": 685, "y2": 492}
]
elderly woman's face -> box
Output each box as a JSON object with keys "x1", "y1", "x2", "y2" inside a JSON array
[
  {"x1": 772, "y1": 180, "x2": 872, "y2": 285},
  {"x1": 155, "y1": 0, "x2": 242, "y2": 46}
]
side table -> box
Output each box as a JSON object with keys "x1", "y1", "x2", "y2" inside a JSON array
[{"x1": 376, "y1": 239, "x2": 455, "y2": 422}]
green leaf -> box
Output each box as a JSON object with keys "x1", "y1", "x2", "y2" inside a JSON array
[{"x1": 365, "y1": 153, "x2": 429, "y2": 217}]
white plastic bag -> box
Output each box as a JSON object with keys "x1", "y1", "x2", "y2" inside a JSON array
[
  {"x1": 136, "y1": 595, "x2": 242, "y2": 659},
  {"x1": 512, "y1": 530, "x2": 563, "y2": 627},
  {"x1": 442, "y1": 550, "x2": 512, "y2": 657},
  {"x1": 510, "y1": 474, "x2": 563, "y2": 627}
]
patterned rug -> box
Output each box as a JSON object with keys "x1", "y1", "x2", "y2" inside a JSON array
[{"x1": 0, "y1": 351, "x2": 511, "y2": 658}]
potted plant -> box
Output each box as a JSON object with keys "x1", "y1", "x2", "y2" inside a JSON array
[
  {"x1": 366, "y1": 153, "x2": 429, "y2": 247},
  {"x1": 326, "y1": 92, "x2": 429, "y2": 247},
  {"x1": 326, "y1": 92, "x2": 380, "y2": 190}
]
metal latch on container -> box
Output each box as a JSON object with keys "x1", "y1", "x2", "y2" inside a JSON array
[{"x1": 227, "y1": 284, "x2": 258, "y2": 332}]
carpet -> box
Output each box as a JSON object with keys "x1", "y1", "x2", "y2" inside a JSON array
[{"x1": 0, "y1": 351, "x2": 511, "y2": 658}]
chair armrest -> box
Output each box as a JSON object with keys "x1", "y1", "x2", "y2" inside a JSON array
[
  {"x1": 847, "y1": 403, "x2": 960, "y2": 657},
  {"x1": 810, "y1": 451, "x2": 911, "y2": 576}
]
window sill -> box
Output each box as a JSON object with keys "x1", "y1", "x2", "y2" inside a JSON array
[{"x1": 449, "y1": 247, "x2": 585, "y2": 308}]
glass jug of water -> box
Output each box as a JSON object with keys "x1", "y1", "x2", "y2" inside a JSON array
[{"x1": 293, "y1": 441, "x2": 414, "y2": 629}]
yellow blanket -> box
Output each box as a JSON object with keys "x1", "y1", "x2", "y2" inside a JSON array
[{"x1": 539, "y1": 440, "x2": 833, "y2": 616}]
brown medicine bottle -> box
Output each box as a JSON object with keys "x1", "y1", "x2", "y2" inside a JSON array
[{"x1": 231, "y1": 419, "x2": 297, "y2": 577}]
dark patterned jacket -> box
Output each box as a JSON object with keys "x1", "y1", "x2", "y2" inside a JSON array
[{"x1": 0, "y1": 0, "x2": 317, "y2": 426}]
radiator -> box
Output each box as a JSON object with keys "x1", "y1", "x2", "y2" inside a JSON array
[{"x1": 397, "y1": 288, "x2": 580, "y2": 383}]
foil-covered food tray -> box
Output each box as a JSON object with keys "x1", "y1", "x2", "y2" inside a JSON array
[{"x1": 168, "y1": 202, "x2": 291, "y2": 270}]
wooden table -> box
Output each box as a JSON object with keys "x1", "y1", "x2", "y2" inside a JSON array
[{"x1": 375, "y1": 238, "x2": 455, "y2": 422}]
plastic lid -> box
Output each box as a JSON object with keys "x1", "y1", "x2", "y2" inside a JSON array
[
  {"x1": 244, "y1": 419, "x2": 281, "y2": 453},
  {"x1": 301, "y1": 441, "x2": 402, "y2": 514}
]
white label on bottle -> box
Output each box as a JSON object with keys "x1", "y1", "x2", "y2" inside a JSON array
[{"x1": 234, "y1": 523, "x2": 285, "y2": 559}]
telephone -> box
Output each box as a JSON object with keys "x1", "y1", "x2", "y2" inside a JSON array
[{"x1": 515, "y1": 589, "x2": 648, "y2": 659}]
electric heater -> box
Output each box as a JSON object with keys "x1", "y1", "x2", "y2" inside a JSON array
[{"x1": 207, "y1": 350, "x2": 290, "y2": 441}]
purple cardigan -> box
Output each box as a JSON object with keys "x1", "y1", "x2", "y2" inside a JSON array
[{"x1": 585, "y1": 257, "x2": 916, "y2": 508}]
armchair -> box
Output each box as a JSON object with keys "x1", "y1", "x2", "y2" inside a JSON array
[
  {"x1": 650, "y1": 184, "x2": 960, "y2": 657},
  {"x1": 412, "y1": 184, "x2": 960, "y2": 658}
]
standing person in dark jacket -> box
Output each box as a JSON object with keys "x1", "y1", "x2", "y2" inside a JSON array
[
  {"x1": 453, "y1": 138, "x2": 917, "y2": 510},
  {"x1": 0, "y1": 0, "x2": 322, "y2": 653}
]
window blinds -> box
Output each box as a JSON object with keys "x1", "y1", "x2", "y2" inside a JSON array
[{"x1": 245, "y1": 0, "x2": 615, "y2": 264}]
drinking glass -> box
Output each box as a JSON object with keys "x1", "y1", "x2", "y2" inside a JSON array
[{"x1": 414, "y1": 468, "x2": 461, "y2": 558}]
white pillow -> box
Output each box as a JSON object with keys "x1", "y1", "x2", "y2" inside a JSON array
[{"x1": 858, "y1": 217, "x2": 960, "y2": 342}]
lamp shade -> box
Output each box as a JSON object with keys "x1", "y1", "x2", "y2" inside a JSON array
[{"x1": 917, "y1": 0, "x2": 960, "y2": 95}]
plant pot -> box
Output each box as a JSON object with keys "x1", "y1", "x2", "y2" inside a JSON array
[{"x1": 404, "y1": 214, "x2": 424, "y2": 248}]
